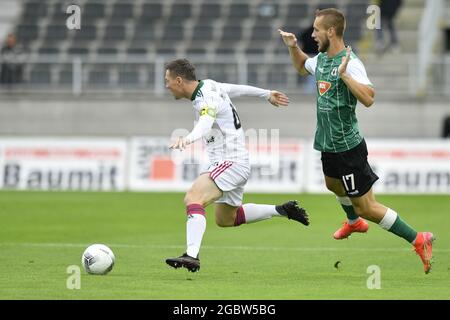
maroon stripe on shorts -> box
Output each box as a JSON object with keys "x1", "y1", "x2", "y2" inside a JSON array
[{"x1": 211, "y1": 162, "x2": 233, "y2": 180}]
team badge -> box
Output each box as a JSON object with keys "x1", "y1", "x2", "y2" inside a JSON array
[{"x1": 317, "y1": 81, "x2": 331, "y2": 96}]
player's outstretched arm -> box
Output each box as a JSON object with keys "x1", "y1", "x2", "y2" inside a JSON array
[
  {"x1": 220, "y1": 83, "x2": 270, "y2": 99},
  {"x1": 268, "y1": 90, "x2": 289, "y2": 107},
  {"x1": 169, "y1": 113, "x2": 215, "y2": 150},
  {"x1": 278, "y1": 29, "x2": 310, "y2": 76},
  {"x1": 169, "y1": 136, "x2": 188, "y2": 150},
  {"x1": 220, "y1": 83, "x2": 289, "y2": 107}
]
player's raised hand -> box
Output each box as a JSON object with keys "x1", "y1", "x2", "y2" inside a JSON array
[
  {"x1": 268, "y1": 90, "x2": 290, "y2": 107},
  {"x1": 169, "y1": 136, "x2": 187, "y2": 150},
  {"x1": 338, "y1": 46, "x2": 352, "y2": 76},
  {"x1": 278, "y1": 29, "x2": 298, "y2": 48}
]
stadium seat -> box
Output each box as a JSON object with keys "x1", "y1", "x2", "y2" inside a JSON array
[
  {"x1": 191, "y1": 25, "x2": 214, "y2": 42},
  {"x1": 286, "y1": 3, "x2": 309, "y2": 22},
  {"x1": 170, "y1": 3, "x2": 192, "y2": 21},
  {"x1": 118, "y1": 69, "x2": 140, "y2": 86},
  {"x1": 186, "y1": 47, "x2": 207, "y2": 56},
  {"x1": 198, "y1": 3, "x2": 222, "y2": 21},
  {"x1": 16, "y1": 25, "x2": 39, "y2": 43},
  {"x1": 103, "y1": 25, "x2": 126, "y2": 44},
  {"x1": 71, "y1": 25, "x2": 97, "y2": 44},
  {"x1": 29, "y1": 65, "x2": 52, "y2": 84},
  {"x1": 208, "y1": 67, "x2": 228, "y2": 83},
  {"x1": 83, "y1": 2, "x2": 106, "y2": 24},
  {"x1": 162, "y1": 25, "x2": 185, "y2": 41},
  {"x1": 245, "y1": 44, "x2": 266, "y2": 55},
  {"x1": 220, "y1": 25, "x2": 242, "y2": 44},
  {"x1": 111, "y1": 3, "x2": 134, "y2": 22},
  {"x1": 268, "y1": 67, "x2": 288, "y2": 86},
  {"x1": 141, "y1": 3, "x2": 163, "y2": 19},
  {"x1": 22, "y1": 1, "x2": 48, "y2": 18},
  {"x1": 156, "y1": 46, "x2": 177, "y2": 56},
  {"x1": 229, "y1": 3, "x2": 250, "y2": 20},
  {"x1": 67, "y1": 46, "x2": 90, "y2": 56},
  {"x1": 126, "y1": 47, "x2": 147, "y2": 56},
  {"x1": 44, "y1": 25, "x2": 67, "y2": 42},
  {"x1": 88, "y1": 69, "x2": 111, "y2": 85},
  {"x1": 58, "y1": 67, "x2": 73, "y2": 85},
  {"x1": 250, "y1": 25, "x2": 273, "y2": 42},
  {"x1": 132, "y1": 25, "x2": 157, "y2": 43},
  {"x1": 97, "y1": 47, "x2": 118, "y2": 56},
  {"x1": 38, "y1": 47, "x2": 60, "y2": 55}
]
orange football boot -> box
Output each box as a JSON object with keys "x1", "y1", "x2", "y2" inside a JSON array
[
  {"x1": 414, "y1": 232, "x2": 435, "y2": 274},
  {"x1": 333, "y1": 218, "x2": 369, "y2": 240}
]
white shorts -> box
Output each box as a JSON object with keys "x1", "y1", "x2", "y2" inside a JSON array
[{"x1": 204, "y1": 161, "x2": 250, "y2": 207}]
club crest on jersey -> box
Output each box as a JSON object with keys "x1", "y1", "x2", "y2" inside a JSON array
[{"x1": 317, "y1": 81, "x2": 331, "y2": 96}]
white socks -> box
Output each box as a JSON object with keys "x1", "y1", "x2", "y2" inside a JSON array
[
  {"x1": 185, "y1": 204, "x2": 206, "y2": 258},
  {"x1": 240, "y1": 203, "x2": 281, "y2": 224}
]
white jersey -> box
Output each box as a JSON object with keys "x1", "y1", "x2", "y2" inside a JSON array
[
  {"x1": 187, "y1": 79, "x2": 270, "y2": 165},
  {"x1": 304, "y1": 52, "x2": 372, "y2": 86}
]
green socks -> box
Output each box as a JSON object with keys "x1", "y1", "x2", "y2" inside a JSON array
[{"x1": 379, "y1": 208, "x2": 417, "y2": 243}]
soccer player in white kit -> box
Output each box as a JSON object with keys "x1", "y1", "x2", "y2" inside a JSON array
[{"x1": 164, "y1": 59, "x2": 309, "y2": 272}]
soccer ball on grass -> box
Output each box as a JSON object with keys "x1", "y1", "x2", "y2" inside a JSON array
[{"x1": 81, "y1": 244, "x2": 115, "y2": 275}]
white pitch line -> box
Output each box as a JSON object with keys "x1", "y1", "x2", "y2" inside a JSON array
[{"x1": 0, "y1": 242, "x2": 449, "y2": 252}]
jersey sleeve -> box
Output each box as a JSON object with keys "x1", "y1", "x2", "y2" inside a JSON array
[
  {"x1": 185, "y1": 114, "x2": 215, "y2": 144},
  {"x1": 192, "y1": 96, "x2": 220, "y2": 119},
  {"x1": 219, "y1": 83, "x2": 270, "y2": 99},
  {"x1": 347, "y1": 58, "x2": 373, "y2": 86},
  {"x1": 304, "y1": 54, "x2": 318, "y2": 75}
]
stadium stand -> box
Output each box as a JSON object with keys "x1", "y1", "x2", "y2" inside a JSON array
[
  {"x1": 7, "y1": 0, "x2": 370, "y2": 91},
  {"x1": 0, "y1": 0, "x2": 448, "y2": 140}
]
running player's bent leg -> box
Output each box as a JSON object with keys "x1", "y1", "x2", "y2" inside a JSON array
[
  {"x1": 325, "y1": 175, "x2": 360, "y2": 224},
  {"x1": 350, "y1": 187, "x2": 435, "y2": 273},
  {"x1": 184, "y1": 173, "x2": 223, "y2": 207},
  {"x1": 214, "y1": 203, "x2": 239, "y2": 227},
  {"x1": 351, "y1": 188, "x2": 417, "y2": 242},
  {"x1": 214, "y1": 203, "x2": 282, "y2": 227},
  {"x1": 183, "y1": 173, "x2": 222, "y2": 259},
  {"x1": 214, "y1": 201, "x2": 309, "y2": 227}
]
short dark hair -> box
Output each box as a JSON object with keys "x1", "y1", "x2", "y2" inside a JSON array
[
  {"x1": 315, "y1": 8, "x2": 346, "y2": 37},
  {"x1": 165, "y1": 58, "x2": 197, "y2": 81}
]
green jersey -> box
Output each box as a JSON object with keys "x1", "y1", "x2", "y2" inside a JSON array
[{"x1": 305, "y1": 48, "x2": 373, "y2": 153}]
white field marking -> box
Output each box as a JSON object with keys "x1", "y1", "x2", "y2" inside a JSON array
[{"x1": 0, "y1": 242, "x2": 449, "y2": 252}]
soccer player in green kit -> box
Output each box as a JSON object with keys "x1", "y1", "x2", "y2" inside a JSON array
[{"x1": 279, "y1": 8, "x2": 434, "y2": 274}]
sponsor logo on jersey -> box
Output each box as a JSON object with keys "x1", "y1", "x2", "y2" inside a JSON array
[{"x1": 317, "y1": 81, "x2": 331, "y2": 96}]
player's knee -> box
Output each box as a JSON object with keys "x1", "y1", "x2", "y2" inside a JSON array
[
  {"x1": 184, "y1": 191, "x2": 204, "y2": 206},
  {"x1": 183, "y1": 193, "x2": 191, "y2": 206}
]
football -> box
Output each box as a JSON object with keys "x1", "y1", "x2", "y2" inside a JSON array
[{"x1": 81, "y1": 244, "x2": 115, "y2": 275}]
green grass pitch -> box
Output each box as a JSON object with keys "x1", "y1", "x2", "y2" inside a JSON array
[{"x1": 0, "y1": 191, "x2": 448, "y2": 300}]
